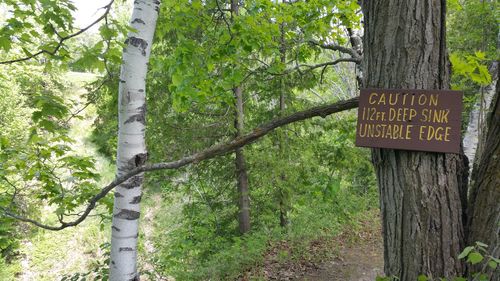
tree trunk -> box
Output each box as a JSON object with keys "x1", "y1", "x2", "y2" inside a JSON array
[
  {"x1": 109, "y1": 1, "x2": 160, "y2": 280},
  {"x1": 467, "y1": 73, "x2": 499, "y2": 280},
  {"x1": 234, "y1": 86, "x2": 251, "y2": 234},
  {"x1": 463, "y1": 61, "x2": 498, "y2": 177},
  {"x1": 278, "y1": 97, "x2": 288, "y2": 228},
  {"x1": 362, "y1": 0, "x2": 468, "y2": 279},
  {"x1": 230, "y1": 0, "x2": 251, "y2": 235},
  {"x1": 278, "y1": 16, "x2": 289, "y2": 228}
]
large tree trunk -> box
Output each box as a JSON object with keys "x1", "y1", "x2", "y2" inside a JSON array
[
  {"x1": 109, "y1": 1, "x2": 160, "y2": 280},
  {"x1": 467, "y1": 74, "x2": 499, "y2": 280},
  {"x1": 362, "y1": 1, "x2": 468, "y2": 279}
]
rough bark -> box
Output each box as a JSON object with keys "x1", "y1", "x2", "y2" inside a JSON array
[
  {"x1": 467, "y1": 73, "x2": 500, "y2": 279},
  {"x1": 109, "y1": 1, "x2": 160, "y2": 280},
  {"x1": 362, "y1": 0, "x2": 468, "y2": 279}
]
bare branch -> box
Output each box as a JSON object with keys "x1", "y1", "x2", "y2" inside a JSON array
[
  {"x1": 214, "y1": 0, "x2": 233, "y2": 44},
  {"x1": 64, "y1": 76, "x2": 112, "y2": 124},
  {"x1": 0, "y1": 0, "x2": 115, "y2": 65},
  {"x1": 297, "y1": 58, "x2": 361, "y2": 71},
  {"x1": 308, "y1": 40, "x2": 361, "y2": 61},
  {"x1": 1, "y1": 97, "x2": 359, "y2": 230}
]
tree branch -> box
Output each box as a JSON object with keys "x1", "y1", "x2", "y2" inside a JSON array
[
  {"x1": 1, "y1": 97, "x2": 359, "y2": 230},
  {"x1": 298, "y1": 58, "x2": 361, "y2": 70},
  {"x1": 308, "y1": 40, "x2": 362, "y2": 61},
  {"x1": 0, "y1": 0, "x2": 115, "y2": 65}
]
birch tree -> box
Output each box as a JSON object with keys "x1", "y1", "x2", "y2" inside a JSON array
[{"x1": 109, "y1": 0, "x2": 160, "y2": 280}]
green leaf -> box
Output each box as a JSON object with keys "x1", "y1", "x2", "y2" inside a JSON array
[
  {"x1": 467, "y1": 252, "x2": 484, "y2": 265},
  {"x1": 0, "y1": 36, "x2": 12, "y2": 52},
  {"x1": 488, "y1": 260, "x2": 497, "y2": 269},
  {"x1": 0, "y1": 137, "x2": 9, "y2": 149},
  {"x1": 458, "y1": 246, "x2": 474, "y2": 259},
  {"x1": 475, "y1": 51, "x2": 486, "y2": 60},
  {"x1": 172, "y1": 72, "x2": 183, "y2": 87},
  {"x1": 417, "y1": 275, "x2": 428, "y2": 281}
]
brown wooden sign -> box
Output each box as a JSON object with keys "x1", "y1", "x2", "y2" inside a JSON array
[{"x1": 355, "y1": 88, "x2": 463, "y2": 153}]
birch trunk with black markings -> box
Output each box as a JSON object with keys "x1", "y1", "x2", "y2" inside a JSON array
[
  {"x1": 362, "y1": 0, "x2": 468, "y2": 279},
  {"x1": 109, "y1": 0, "x2": 160, "y2": 280}
]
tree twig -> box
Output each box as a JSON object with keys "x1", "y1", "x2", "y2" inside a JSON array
[{"x1": 0, "y1": 0, "x2": 115, "y2": 65}]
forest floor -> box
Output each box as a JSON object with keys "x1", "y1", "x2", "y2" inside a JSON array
[{"x1": 245, "y1": 210, "x2": 384, "y2": 281}]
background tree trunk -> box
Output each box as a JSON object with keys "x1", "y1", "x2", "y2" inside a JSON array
[
  {"x1": 362, "y1": 0, "x2": 468, "y2": 279},
  {"x1": 463, "y1": 61, "x2": 498, "y2": 177},
  {"x1": 467, "y1": 75, "x2": 499, "y2": 280},
  {"x1": 234, "y1": 87, "x2": 251, "y2": 234},
  {"x1": 278, "y1": 14, "x2": 289, "y2": 228},
  {"x1": 109, "y1": 0, "x2": 160, "y2": 280},
  {"x1": 231, "y1": 0, "x2": 251, "y2": 235}
]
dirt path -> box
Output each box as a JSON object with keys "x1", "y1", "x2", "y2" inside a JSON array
[
  {"x1": 248, "y1": 211, "x2": 384, "y2": 281},
  {"x1": 297, "y1": 213, "x2": 384, "y2": 281},
  {"x1": 297, "y1": 234, "x2": 383, "y2": 281}
]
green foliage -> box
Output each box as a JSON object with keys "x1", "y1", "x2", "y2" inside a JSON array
[
  {"x1": 0, "y1": 66, "x2": 34, "y2": 258},
  {"x1": 447, "y1": 0, "x2": 498, "y2": 130},
  {"x1": 90, "y1": 76, "x2": 119, "y2": 160},
  {"x1": 0, "y1": 67, "x2": 103, "y2": 216},
  {"x1": 459, "y1": 241, "x2": 499, "y2": 279},
  {"x1": 151, "y1": 186, "x2": 376, "y2": 281},
  {"x1": 447, "y1": 0, "x2": 498, "y2": 59},
  {"x1": 0, "y1": 256, "x2": 20, "y2": 281},
  {"x1": 0, "y1": 0, "x2": 76, "y2": 64},
  {"x1": 0, "y1": 66, "x2": 116, "y2": 279},
  {"x1": 153, "y1": 0, "x2": 360, "y2": 111},
  {"x1": 450, "y1": 51, "x2": 492, "y2": 87}
]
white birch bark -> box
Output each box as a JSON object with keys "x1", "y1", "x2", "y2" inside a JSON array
[
  {"x1": 109, "y1": 1, "x2": 160, "y2": 280},
  {"x1": 463, "y1": 61, "x2": 498, "y2": 176}
]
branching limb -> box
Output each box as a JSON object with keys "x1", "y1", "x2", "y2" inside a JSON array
[
  {"x1": 214, "y1": 0, "x2": 233, "y2": 44},
  {"x1": 0, "y1": 0, "x2": 115, "y2": 65},
  {"x1": 1, "y1": 97, "x2": 359, "y2": 230},
  {"x1": 308, "y1": 40, "x2": 361, "y2": 61}
]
